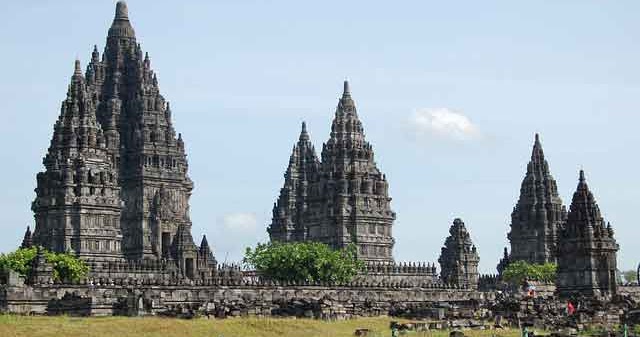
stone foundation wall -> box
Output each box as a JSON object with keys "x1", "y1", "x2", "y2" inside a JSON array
[
  {"x1": 354, "y1": 271, "x2": 438, "y2": 285},
  {"x1": 618, "y1": 285, "x2": 640, "y2": 302},
  {"x1": 0, "y1": 279, "x2": 494, "y2": 318}
]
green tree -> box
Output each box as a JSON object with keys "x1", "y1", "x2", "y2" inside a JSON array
[
  {"x1": 0, "y1": 246, "x2": 38, "y2": 277},
  {"x1": 0, "y1": 247, "x2": 89, "y2": 282},
  {"x1": 502, "y1": 260, "x2": 557, "y2": 285},
  {"x1": 243, "y1": 242, "x2": 364, "y2": 283},
  {"x1": 43, "y1": 250, "x2": 89, "y2": 282},
  {"x1": 622, "y1": 270, "x2": 638, "y2": 283}
]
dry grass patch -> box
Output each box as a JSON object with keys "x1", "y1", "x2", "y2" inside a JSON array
[{"x1": 0, "y1": 315, "x2": 523, "y2": 337}]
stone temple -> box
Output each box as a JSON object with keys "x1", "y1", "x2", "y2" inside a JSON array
[
  {"x1": 29, "y1": 2, "x2": 216, "y2": 280},
  {"x1": 268, "y1": 81, "x2": 396, "y2": 263},
  {"x1": 7, "y1": 2, "x2": 624, "y2": 303},
  {"x1": 556, "y1": 170, "x2": 619, "y2": 298},
  {"x1": 498, "y1": 134, "x2": 620, "y2": 298},
  {"x1": 438, "y1": 218, "x2": 480, "y2": 289},
  {"x1": 506, "y1": 134, "x2": 566, "y2": 265}
]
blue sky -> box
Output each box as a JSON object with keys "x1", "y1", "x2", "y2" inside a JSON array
[{"x1": 1, "y1": 1, "x2": 639, "y2": 273}]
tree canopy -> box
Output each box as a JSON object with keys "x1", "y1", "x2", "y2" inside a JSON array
[
  {"x1": 502, "y1": 260, "x2": 557, "y2": 285},
  {"x1": 0, "y1": 246, "x2": 89, "y2": 282},
  {"x1": 622, "y1": 269, "x2": 638, "y2": 284},
  {"x1": 243, "y1": 242, "x2": 364, "y2": 283}
]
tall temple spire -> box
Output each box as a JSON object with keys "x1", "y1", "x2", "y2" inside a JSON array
[
  {"x1": 33, "y1": 57, "x2": 122, "y2": 262},
  {"x1": 268, "y1": 122, "x2": 319, "y2": 242},
  {"x1": 32, "y1": 2, "x2": 216, "y2": 280},
  {"x1": 507, "y1": 133, "x2": 566, "y2": 265},
  {"x1": 304, "y1": 81, "x2": 395, "y2": 262},
  {"x1": 557, "y1": 169, "x2": 619, "y2": 298}
]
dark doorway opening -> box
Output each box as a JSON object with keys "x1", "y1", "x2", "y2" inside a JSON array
[
  {"x1": 162, "y1": 232, "x2": 170, "y2": 257},
  {"x1": 185, "y1": 258, "x2": 194, "y2": 279}
]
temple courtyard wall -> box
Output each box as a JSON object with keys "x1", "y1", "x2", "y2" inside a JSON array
[
  {"x1": 0, "y1": 276, "x2": 492, "y2": 318},
  {"x1": 3, "y1": 275, "x2": 640, "y2": 320}
]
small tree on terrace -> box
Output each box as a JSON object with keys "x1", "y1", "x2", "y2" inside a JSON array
[
  {"x1": 502, "y1": 260, "x2": 557, "y2": 285},
  {"x1": 243, "y1": 242, "x2": 364, "y2": 283},
  {"x1": 0, "y1": 246, "x2": 89, "y2": 282}
]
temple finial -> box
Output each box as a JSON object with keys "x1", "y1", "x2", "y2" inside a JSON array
[
  {"x1": 343, "y1": 79, "x2": 351, "y2": 97},
  {"x1": 299, "y1": 121, "x2": 310, "y2": 141},
  {"x1": 534, "y1": 133, "x2": 540, "y2": 143},
  {"x1": 579, "y1": 169, "x2": 585, "y2": 183},
  {"x1": 108, "y1": 1, "x2": 135, "y2": 39},
  {"x1": 73, "y1": 59, "x2": 82, "y2": 76},
  {"x1": 115, "y1": 1, "x2": 129, "y2": 20}
]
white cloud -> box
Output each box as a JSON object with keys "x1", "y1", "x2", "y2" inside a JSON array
[
  {"x1": 409, "y1": 108, "x2": 480, "y2": 141},
  {"x1": 222, "y1": 212, "x2": 257, "y2": 232}
]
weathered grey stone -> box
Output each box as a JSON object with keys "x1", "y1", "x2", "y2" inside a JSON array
[
  {"x1": 556, "y1": 170, "x2": 619, "y2": 298},
  {"x1": 29, "y1": 1, "x2": 216, "y2": 281},
  {"x1": 506, "y1": 134, "x2": 566, "y2": 268},
  {"x1": 439, "y1": 218, "x2": 479, "y2": 289},
  {"x1": 268, "y1": 81, "x2": 395, "y2": 263}
]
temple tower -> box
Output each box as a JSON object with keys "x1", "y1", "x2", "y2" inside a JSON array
[
  {"x1": 268, "y1": 122, "x2": 320, "y2": 242},
  {"x1": 268, "y1": 81, "x2": 395, "y2": 262},
  {"x1": 31, "y1": 2, "x2": 214, "y2": 279},
  {"x1": 32, "y1": 60, "x2": 123, "y2": 264},
  {"x1": 557, "y1": 170, "x2": 619, "y2": 298},
  {"x1": 83, "y1": 2, "x2": 194, "y2": 260},
  {"x1": 307, "y1": 81, "x2": 395, "y2": 262},
  {"x1": 508, "y1": 134, "x2": 566, "y2": 264},
  {"x1": 438, "y1": 218, "x2": 480, "y2": 288}
]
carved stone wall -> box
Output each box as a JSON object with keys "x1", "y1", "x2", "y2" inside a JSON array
[{"x1": 0, "y1": 279, "x2": 491, "y2": 317}]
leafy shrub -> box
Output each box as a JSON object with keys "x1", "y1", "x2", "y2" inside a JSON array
[
  {"x1": 502, "y1": 260, "x2": 557, "y2": 285},
  {"x1": 43, "y1": 250, "x2": 89, "y2": 282},
  {"x1": 622, "y1": 269, "x2": 638, "y2": 283},
  {"x1": 0, "y1": 247, "x2": 89, "y2": 282},
  {"x1": 244, "y1": 242, "x2": 364, "y2": 283},
  {"x1": 0, "y1": 246, "x2": 38, "y2": 277}
]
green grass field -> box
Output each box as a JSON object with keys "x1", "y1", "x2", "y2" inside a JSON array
[{"x1": 0, "y1": 315, "x2": 525, "y2": 337}]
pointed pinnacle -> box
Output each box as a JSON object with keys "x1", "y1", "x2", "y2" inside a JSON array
[
  {"x1": 579, "y1": 169, "x2": 586, "y2": 183},
  {"x1": 115, "y1": 1, "x2": 129, "y2": 20},
  {"x1": 73, "y1": 59, "x2": 82, "y2": 76},
  {"x1": 299, "y1": 121, "x2": 310, "y2": 141},
  {"x1": 343, "y1": 79, "x2": 351, "y2": 97}
]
